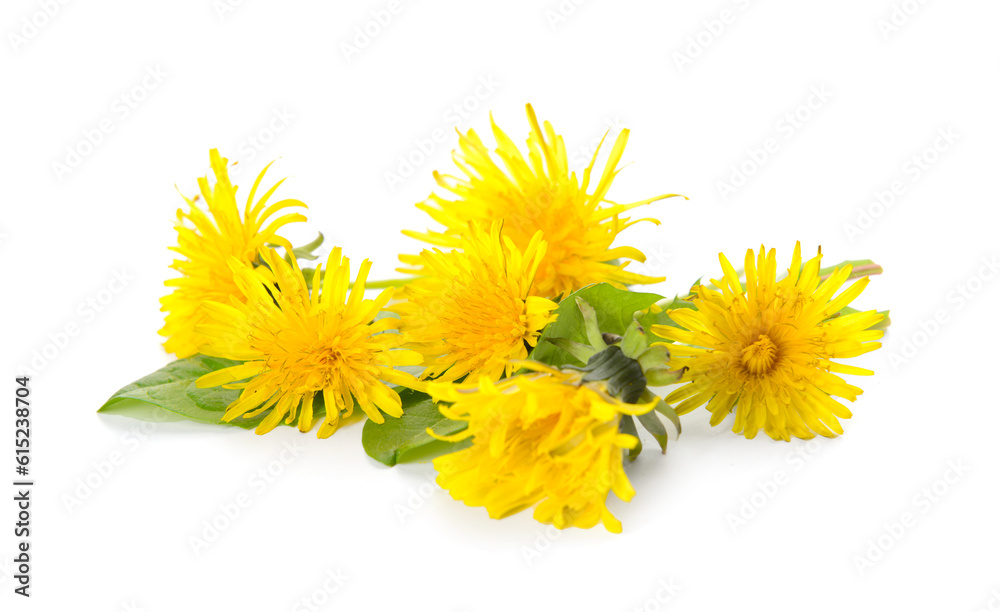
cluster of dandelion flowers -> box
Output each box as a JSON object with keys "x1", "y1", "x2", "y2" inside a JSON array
[
  {"x1": 159, "y1": 149, "x2": 307, "y2": 358},
  {"x1": 652, "y1": 243, "x2": 886, "y2": 441},
  {"x1": 429, "y1": 365, "x2": 656, "y2": 533},
  {"x1": 394, "y1": 221, "x2": 558, "y2": 382},
  {"x1": 404, "y1": 104, "x2": 683, "y2": 299},
  {"x1": 194, "y1": 247, "x2": 424, "y2": 438}
]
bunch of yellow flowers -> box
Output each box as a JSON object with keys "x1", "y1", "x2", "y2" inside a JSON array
[{"x1": 102, "y1": 105, "x2": 888, "y2": 534}]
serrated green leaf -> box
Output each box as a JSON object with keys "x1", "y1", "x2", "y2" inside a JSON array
[
  {"x1": 531, "y1": 284, "x2": 664, "y2": 367},
  {"x1": 362, "y1": 389, "x2": 469, "y2": 467}
]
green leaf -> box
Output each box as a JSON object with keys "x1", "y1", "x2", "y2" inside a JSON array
[
  {"x1": 637, "y1": 296, "x2": 698, "y2": 339},
  {"x1": 97, "y1": 354, "x2": 326, "y2": 431},
  {"x1": 531, "y1": 284, "x2": 664, "y2": 367},
  {"x1": 362, "y1": 388, "x2": 469, "y2": 467},
  {"x1": 99, "y1": 355, "x2": 241, "y2": 422}
]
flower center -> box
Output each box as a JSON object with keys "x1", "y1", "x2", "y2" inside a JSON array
[{"x1": 740, "y1": 334, "x2": 779, "y2": 376}]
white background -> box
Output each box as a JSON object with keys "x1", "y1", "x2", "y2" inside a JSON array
[{"x1": 2, "y1": 0, "x2": 999, "y2": 610}]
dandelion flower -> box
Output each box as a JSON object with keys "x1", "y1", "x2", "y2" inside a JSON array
[
  {"x1": 394, "y1": 221, "x2": 558, "y2": 382},
  {"x1": 429, "y1": 365, "x2": 655, "y2": 533},
  {"x1": 651, "y1": 243, "x2": 885, "y2": 441},
  {"x1": 404, "y1": 104, "x2": 682, "y2": 298},
  {"x1": 195, "y1": 247, "x2": 424, "y2": 438},
  {"x1": 159, "y1": 149, "x2": 307, "y2": 357}
]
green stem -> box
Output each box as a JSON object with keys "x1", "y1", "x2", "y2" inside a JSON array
[
  {"x1": 354, "y1": 278, "x2": 412, "y2": 289},
  {"x1": 835, "y1": 306, "x2": 892, "y2": 331},
  {"x1": 302, "y1": 268, "x2": 413, "y2": 290},
  {"x1": 817, "y1": 259, "x2": 883, "y2": 282}
]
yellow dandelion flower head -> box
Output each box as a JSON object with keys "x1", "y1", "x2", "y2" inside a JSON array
[
  {"x1": 395, "y1": 221, "x2": 558, "y2": 382},
  {"x1": 429, "y1": 365, "x2": 656, "y2": 533},
  {"x1": 195, "y1": 246, "x2": 424, "y2": 438},
  {"x1": 159, "y1": 149, "x2": 307, "y2": 358},
  {"x1": 651, "y1": 242, "x2": 886, "y2": 441},
  {"x1": 405, "y1": 104, "x2": 680, "y2": 298}
]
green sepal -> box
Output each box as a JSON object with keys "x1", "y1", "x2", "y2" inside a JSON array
[
  {"x1": 566, "y1": 346, "x2": 646, "y2": 404},
  {"x1": 637, "y1": 344, "x2": 670, "y2": 371},
  {"x1": 620, "y1": 414, "x2": 642, "y2": 462},
  {"x1": 636, "y1": 410, "x2": 669, "y2": 454},
  {"x1": 645, "y1": 367, "x2": 686, "y2": 387},
  {"x1": 643, "y1": 389, "x2": 682, "y2": 436},
  {"x1": 288, "y1": 232, "x2": 325, "y2": 262},
  {"x1": 575, "y1": 297, "x2": 608, "y2": 351},
  {"x1": 619, "y1": 319, "x2": 648, "y2": 359},
  {"x1": 545, "y1": 337, "x2": 598, "y2": 365}
]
